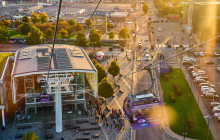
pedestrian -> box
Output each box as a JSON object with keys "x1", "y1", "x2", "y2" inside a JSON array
[
  {"x1": 106, "y1": 120, "x2": 108, "y2": 127},
  {"x1": 61, "y1": 137, "x2": 64, "y2": 140},
  {"x1": 75, "y1": 128, "x2": 78, "y2": 134},
  {"x1": 90, "y1": 110, "x2": 93, "y2": 117}
]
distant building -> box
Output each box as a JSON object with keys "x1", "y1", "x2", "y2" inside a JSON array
[
  {"x1": 187, "y1": 0, "x2": 220, "y2": 38},
  {"x1": 11, "y1": 44, "x2": 97, "y2": 133},
  {"x1": 90, "y1": 10, "x2": 112, "y2": 17},
  {"x1": 110, "y1": 11, "x2": 127, "y2": 22}
]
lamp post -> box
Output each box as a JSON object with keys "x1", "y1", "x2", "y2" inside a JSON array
[
  {"x1": 40, "y1": 38, "x2": 42, "y2": 46},
  {"x1": 204, "y1": 115, "x2": 212, "y2": 140},
  {"x1": 198, "y1": 94, "x2": 203, "y2": 106}
]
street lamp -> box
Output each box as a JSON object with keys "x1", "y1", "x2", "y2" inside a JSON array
[
  {"x1": 40, "y1": 38, "x2": 42, "y2": 46},
  {"x1": 204, "y1": 115, "x2": 212, "y2": 140},
  {"x1": 198, "y1": 94, "x2": 203, "y2": 106}
]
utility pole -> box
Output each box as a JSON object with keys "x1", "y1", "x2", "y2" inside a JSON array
[{"x1": 132, "y1": 50, "x2": 136, "y2": 95}]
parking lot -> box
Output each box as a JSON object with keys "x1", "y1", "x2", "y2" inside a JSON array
[{"x1": 181, "y1": 53, "x2": 220, "y2": 123}]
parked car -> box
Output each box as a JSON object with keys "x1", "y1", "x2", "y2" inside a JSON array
[
  {"x1": 145, "y1": 50, "x2": 149, "y2": 55},
  {"x1": 192, "y1": 72, "x2": 206, "y2": 78},
  {"x1": 138, "y1": 42, "x2": 142, "y2": 48},
  {"x1": 199, "y1": 82, "x2": 215, "y2": 88},
  {"x1": 144, "y1": 46, "x2": 148, "y2": 50},
  {"x1": 188, "y1": 65, "x2": 201, "y2": 71},
  {"x1": 205, "y1": 61, "x2": 215, "y2": 65},
  {"x1": 194, "y1": 52, "x2": 199, "y2": 56},
  {"x1": 199, "y1": 52, "x2": 205, "y2": 56},
  {"x1": 215, "y1": 52, "x2": 220, "y2": 56},
  {"x1": 195, "y1": 79, "x2": 206, "y2": 84},
  {"x1": 212, "y1": 109, "x2": 220, "y2": 114},
  {"x1": 213, "y1": 105, "x2": 220, "y2": 110},
  {"x1": 205, "y1": 93, "x2": 219, "y2": 100},
  {"x1": 144, "y1": 54, "x2": 151, "y2": 61},
  {"x1": 217, "y1": 117, "x2": 220, "y2": 123},
  {"x1": 196, "y1": 75, "x2": 208, "y2": 81},
  {"x1": 214, "y1": 113, "x2": 220, "y2": 118},
  {"x1": 145, "y1": 37, "x2": 148, "y2": 42},
  {"x1": 210, "y1": 102, "x2": 220, "y2": 109},
  {"x1": 182, "y1": 61, "x2": 193, "y2": 66}
]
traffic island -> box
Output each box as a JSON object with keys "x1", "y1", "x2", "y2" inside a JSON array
[{"x1": 160, "y1": 68, "x2": 214, "y2": 140}]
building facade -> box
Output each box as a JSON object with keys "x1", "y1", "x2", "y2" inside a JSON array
[{"x1": 11, "y1": 44, "x2": 97, "y2": 132}]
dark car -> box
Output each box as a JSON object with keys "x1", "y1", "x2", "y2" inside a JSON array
[
  {"x1": 205, "y1": 93, "x2": 219, "y2": 99},
  {"x1": 182, "y1": 61, "x2": 193, "y2": 66}
]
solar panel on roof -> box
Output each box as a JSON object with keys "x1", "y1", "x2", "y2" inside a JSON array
[
  {"x1": 19, "y1": 49, "x2": 33, "y2": 60},
  {"x1": 54, "y1": 48, "x2": 72, "y2": 69},
  {"x1": 37, "y1": 56, "x2": 50, "y2": 70}
]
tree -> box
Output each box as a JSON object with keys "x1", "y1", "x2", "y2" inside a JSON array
[
  {"x1": 95, "y1": 63, "x2": 107, "y2": 83},
  {"x1": 75, "y1": 23, "x2": 83, "y2": 32},
  {"x1": 98, "y1": 78, "x2": 114, "y2": 104},
  {"x1": 76, "y1": 31, "x2": 87, "y2": 47},
  {"x1": 142, "y1": 4, "x2": 149, "y2": 14},
  {"x1": 68, "y1": 18, "x2": 76, "y2": 26},
  {"x1": 118, "y1": 27, "x2": 130, "y2": 40},
  {"x1": 26, "y1": 25, "x2": 44, "y2": 45},
  {"x1": 58, "y1": 20, "x2": 69, "y2": 31},
  {"x1": 92, "y1": 59, "x2": 98, "y2": 65},
  {"x1": 15, "y1": 20, "x2": 22, "y2": 28},
  {"x1": 22, "y1": 16, "x2": 30, "y2": 23},
  {"x1": 2, "y1": 19, "x2": 11, "y2": 27},
  {"x1": 108, "y1": 31, "x2": 115, "y2": 39},
  {"x1": 31, "y1": 12, "x2": 40, "y2": 24},
  {"x1": 45, "y1": 28, "x2": 54, "y2": 39},
  {"x1": 39, "y1": 12, "x2": 48, "y2": 24},
  {"x1": 89, "y1": 27, "x2": 101, "y2": 49},
  {"x1": 0, "y1": 25, "x2": 10, "y2": 43},
  {"x1": 20, "y1": 23, "x2": 31, "y2": 35},
  {"x1": 107, "y1": 22, "x2": 111, "y2": 28},
  {"x1": 85, "y1": 18, "x2": 92, "y2": 27},
  {"x1": 108, "y1": 60, "x2": 120, "y2": 80},
  {"x1": 59, "y1": 28, "x2": 68, "y2": 38},
  {"x1": 22, "y1": 131, "x2": 38, "y2": 140}
]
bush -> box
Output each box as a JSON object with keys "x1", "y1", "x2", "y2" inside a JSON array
[
  {"x1": 187, "y1": 118, "x2": 194, "y2": 129},
  {"x1": 168, "y1": 44, "x2": 172, "y2": 48},
  {"x1": 169, "y1": 65, "x2": 173, "y2": 73},
  {"x1": 109, "y1": 47, "x2": 113, "y2": 51},
  {"x1": 169, "y1": 92, "x2": 175, "y2": 103},
  {"x1": 121, "y1": 48, "x2": 124, "y2": 51},
  {"x1": 163, "y1": 72, "x2": 169, "y2": 81},
  {"x1": 174, "y1": 82, "x2": 182, "y2": 96}
]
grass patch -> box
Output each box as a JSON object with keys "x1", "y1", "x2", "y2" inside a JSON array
[
  {"x1": 11, "y1": 34, "x2": 27, "y2": 38},
  {"x1": 0, "y1": 53, "x2": 14, "y2": 72},
  {"x1": 9, "y1": 30, "x2": 19, "y2": 36},
  {"x1": 160, "y1": 68, "x2": 213, "y2": 140},
  {"x1": 69, "y1": 34, "x2": 77, "y2": 39}
]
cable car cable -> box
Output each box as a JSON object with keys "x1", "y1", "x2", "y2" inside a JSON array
[
  {"x1": 124, "y1": 35, "x2": 220, "y2": 77},
  {"x1": 46, "y1": 0, "x2": 103, "y2": 79}
]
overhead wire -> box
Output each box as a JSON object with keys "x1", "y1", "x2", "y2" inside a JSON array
[
  {"x1": 46, "y1": 0, "x2": 103, "y2": 79},
  {"x1": 123, "y1": 35, "x2": 220, "y2": 77}
]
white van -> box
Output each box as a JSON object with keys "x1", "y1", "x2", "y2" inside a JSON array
[{"x1": 144, "y1": 54, "x2": 151, "y2": 61}]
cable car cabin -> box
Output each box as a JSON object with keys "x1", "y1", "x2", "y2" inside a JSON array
[
  {"x1": 40, "y1": 94, "x2": 50, "y2": 103},
  {"x1": 123, "y1": 93, "x2": 163, "y2": 130}
]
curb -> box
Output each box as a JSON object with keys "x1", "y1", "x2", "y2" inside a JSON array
[{"x1": 160, "y1": 124, "x2": 180, "y2": 140}]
